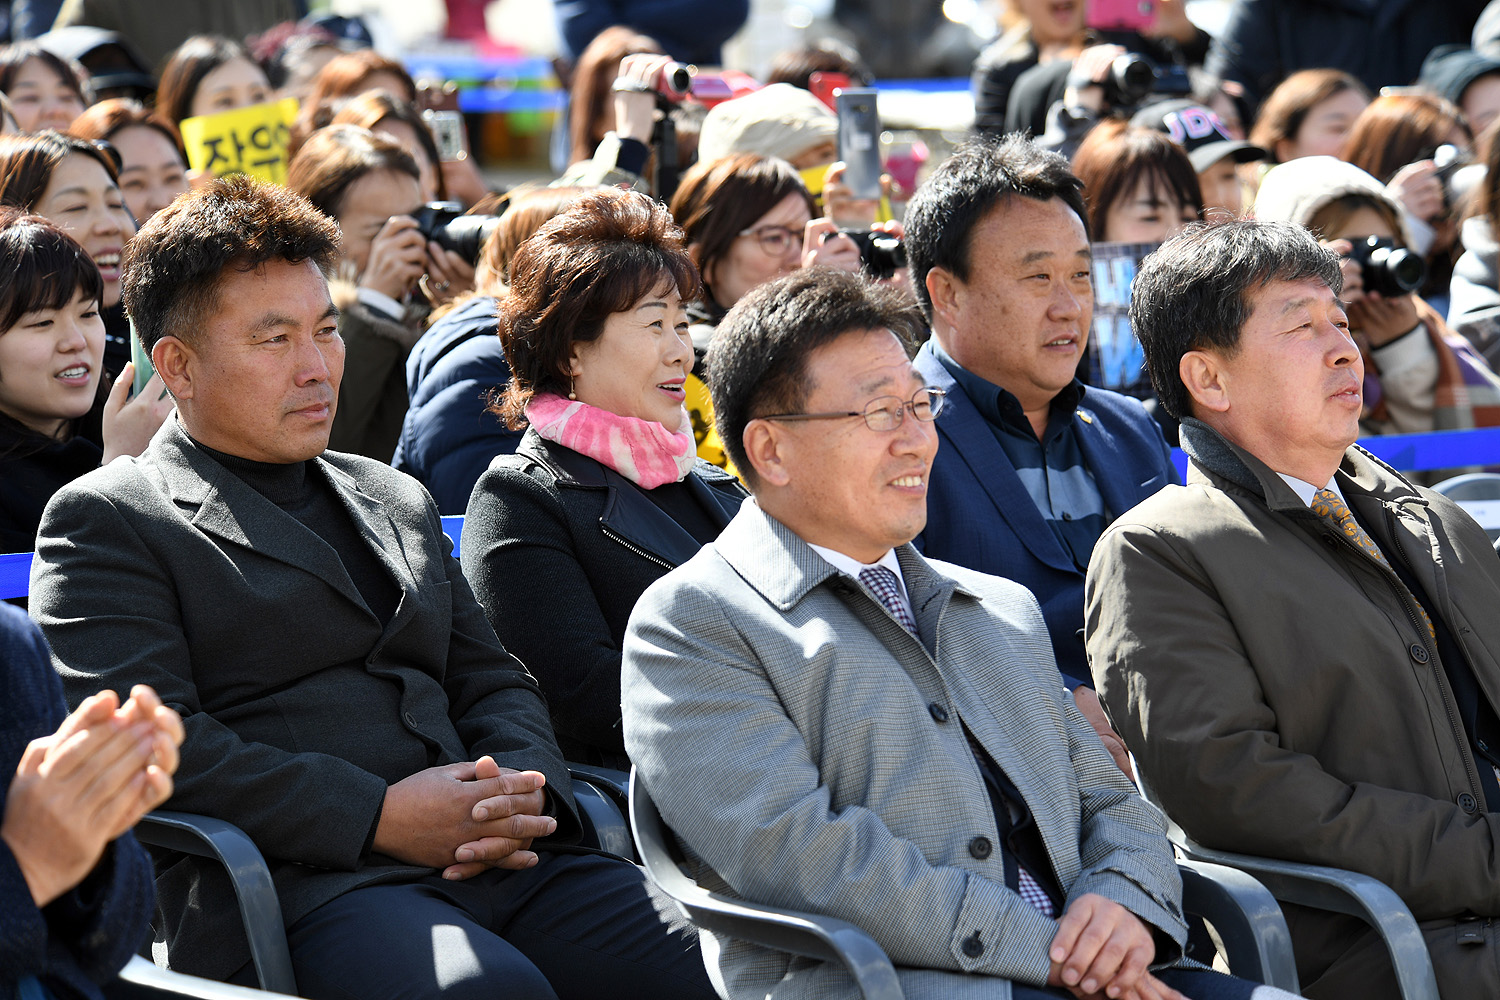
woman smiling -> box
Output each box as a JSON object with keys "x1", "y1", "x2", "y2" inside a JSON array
[
  {"x1": 0, "y1": 211, "x2": 169, "y2": 552},
  {"x1": 0, "y1": 131, "x2": 138, "y2": 378},
  {"x1": 460, "y1": 188, "x2": 746, "y2": 769}
]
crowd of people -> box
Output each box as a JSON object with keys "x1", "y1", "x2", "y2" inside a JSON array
[{"x1": 7, "y1": 2, "x2": 1500, "y2": 1000}]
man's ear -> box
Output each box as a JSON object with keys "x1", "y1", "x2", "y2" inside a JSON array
[
  {"x1": 1180, "y1": 350, "x2": 1230, "y2": 414},
  {"x1": 925, "y1": 266, "x2": 963, "y2": 332},
  {"x1": 151, "y1": 336, "x2": 194, "y2": 401},
  {"x1": 742, "y1": 419, "x2": 792, "y2": 488}
]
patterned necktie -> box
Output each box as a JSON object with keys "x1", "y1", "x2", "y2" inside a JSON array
[
  {"x1": 860, "y1": 565, "x2": 1055, "y2": 915},
  {"x1": 859, "y1": 565, "x2": 918, "y2": 636},
  {"x1": 1311, "y1": 488, "x2": 1435, "y2": 640}
]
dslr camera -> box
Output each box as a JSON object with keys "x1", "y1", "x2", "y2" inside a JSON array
[
  {"x1": 838, "y1": 229, "x2": 907, "y2": 281},
  {"x1": 1346, "y1": 236, "x2": 1426, "y2": 298},
  {"x1": 413, "y1": 201, "x2": 502, "y2": 265}
]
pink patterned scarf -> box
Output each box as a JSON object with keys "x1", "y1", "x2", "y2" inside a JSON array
[{"x1": 525, "y1": 392, "x2": 696, "y2": 489}]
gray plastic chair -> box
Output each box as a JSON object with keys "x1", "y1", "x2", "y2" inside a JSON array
[
  {"x1": 1139, "y1": 778, "x2": 1439, "y2": 1000},
  {"x1": 628, "y1": 770, "x2": 1299, "y2": 1000},
  {"x1": 109, "y1": 957, "x2": 302, "y2": 1000},
  {"x1": 134, "y1": 766, "x2": 634, "y2": 993},
  {"x1": 1431, "y1": 472, "x2": 1500, "y2": 542}
]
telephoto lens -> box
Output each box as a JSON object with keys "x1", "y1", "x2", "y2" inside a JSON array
[{"x1": 1347, "y1": 235, "x2": 1426, "y2": 298}]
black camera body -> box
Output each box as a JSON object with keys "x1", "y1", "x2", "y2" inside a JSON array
[
  {"x1": 1101, "y1": 53, "x2": 1158, "y2": 110},
  {"x1": 1346, "y1": 235, "x2": 1426, "y2": 298},
  {"x1": 839, "y1": 229, "x2": 906, "y2": 280},
  {"x1": 413, "y1": 201, "x2": 501, "y2": 265}
]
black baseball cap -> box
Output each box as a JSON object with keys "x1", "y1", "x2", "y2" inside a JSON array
[{"x1": 1130, "y1": 99, "x2": 1268, "y2": 173}]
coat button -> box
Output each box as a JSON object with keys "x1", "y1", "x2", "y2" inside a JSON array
[
  {"x1": 403, "y1": 712, "x2": 417, "y2": 727},
  {"x1": 969, "y1": 836, "x2": 993, "y2": 860},
  {"x1": 928, "y1": 702, "x2": 949, "y2": 723},
  {"x1": 1459, "y1": 793, "x2": 1479, "y2": 814},
  {"x1": 961, "y1": 931, "x2": 984, "y2": 958},
  {"x1": 1410, "y1": 643, "x2": 1429, "y2": 664}
]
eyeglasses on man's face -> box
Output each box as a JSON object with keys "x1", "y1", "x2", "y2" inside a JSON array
[
  {"x1": 758, "y1": 387, "x2": 946, "y2": 432},
  {"x1": 738, "y1": 223, "x2": 803, "y2": 258}
]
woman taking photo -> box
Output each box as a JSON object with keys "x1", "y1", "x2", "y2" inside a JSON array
[
  {"x1": 460, "y1": 188, "x2": 746, "y2": 769},
  {"x1": 0, "y1": 131, "x2": 137, "y2": 378},
  {"x1": 0, "y1": 210, "x2": 169, "y2": 552},
  {"x1": 287, "y1": 124, "x2": 446, "y2": 461}
]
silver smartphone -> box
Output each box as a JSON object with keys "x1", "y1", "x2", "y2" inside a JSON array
[
  {"x1": 422, "y1": 109, "x2": 468, "y2": 162},
  {"x1": 835, "y1": 88, "x2": 883, "y2": 201}
]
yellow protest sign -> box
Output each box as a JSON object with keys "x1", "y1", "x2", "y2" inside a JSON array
[{"x1": 178, "y1": 98, "x2": 300, "y2": 185}]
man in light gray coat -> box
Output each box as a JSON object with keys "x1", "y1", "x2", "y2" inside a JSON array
[{"x1": 621, "y1": 268, "x2": 1291, "y2": 1000}]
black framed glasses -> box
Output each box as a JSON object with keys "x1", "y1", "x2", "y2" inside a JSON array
[
  {"x1": 738, "y1": 224, "x2": 802, "y2": 257},
  {"x1": 759, "y1": 387, "x2": 946, "y2": 431}
]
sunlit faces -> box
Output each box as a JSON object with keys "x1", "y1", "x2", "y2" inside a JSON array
[
  {"x1": 334, "y1": 168, "x2": 424, "y2": 278},
  {"x1": 6, "y1": 57, "x2": 85, "y2": 132},
  {"x1": 160, "y1": 257, "x2": 343, "y2": 463},
  {"x1": 704, "y1": 191, "x2": 812, "y2": 309},
  {"x1": 929, "y1": 195, "x2": 1092, "y2": 416},
  {"x1": 0, "y1": 290, "x2": 104, "y2": 439},
  {"x1": 35, "y1": 154, "x2": 136, "y2": 308},
  {"x1": 1277, "y1": 88, "x2": 1368, "y2": 162},
  {"x1": 187, "y1": 57, "x2": 272, "y2": 117},
  {"x1": 1015, "y1": 0, "x2": 1086, "y2": 47},
  {"x1": 1463, "y1": 74, "x2": 1500, "y2": 136},
  {"x1": 1186, "y1": 278, "x2": 1361, "y2": 484},
  {"x1": 110, "y1": 125, "x2": 189, "y2": 224},
  {"x1": 372, "y1": 118, "x2": 438, "y2": 202},
  {"x1": 752, "y1": 327, "x2": 938, "y2": 563},
  {"x1": 787, "y1": 139, "x2": 838, "y2": 170},
  {"x1": 1102, "y1": 174, "x2": 1200, "y2": 243},
  {"x1": 569, "y1": 283, "x2": 693, "y2": 428},
  {"x1": 1197, "y1": 157, "x2": 1243, "y2": 217}
]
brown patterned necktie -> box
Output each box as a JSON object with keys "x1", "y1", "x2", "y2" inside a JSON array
[{"x1": 1311, "y1": 488, "x2": 1434, "y2": 639}]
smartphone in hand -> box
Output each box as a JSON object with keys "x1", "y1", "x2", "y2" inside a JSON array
[{"x1": 835, "y1": 88, "x2": 883, "y2": 202}]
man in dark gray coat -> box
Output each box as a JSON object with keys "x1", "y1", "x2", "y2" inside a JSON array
[{"x1": 29, "y1": 175, "x2": 712, "y2": 1000}]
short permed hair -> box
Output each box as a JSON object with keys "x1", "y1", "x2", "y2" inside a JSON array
[
  {"x1": 707, "y1": 266, "x2": 916, "y2": 485},
  {"x1": 121, "y1": 174, "x2": 340, "y2": 352},
  {"x1": 493, "y1": 187, "x2": 700, "y2": 428},
  {"x1": 1130, "y1": 220, "x2": 1343, "y2": 420},
  {"x1": 903, "y1": 133, "x2": 1088, "y2": 322}
]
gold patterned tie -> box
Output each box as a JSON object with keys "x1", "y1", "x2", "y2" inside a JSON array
[{"x1": 1311, "y1": 488, "x2": 1435, "y2": 640}]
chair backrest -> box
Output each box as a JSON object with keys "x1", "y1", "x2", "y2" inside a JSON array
[
  {"x1": 1, "y1": 550, "x2": 32, "y2": 601},
  {"x1": 627, "y1": 769, "x2": 905, "y2": 1000},
  {"x1": 1431, "y1": 473, "x2": 1500, "y2": 540}
]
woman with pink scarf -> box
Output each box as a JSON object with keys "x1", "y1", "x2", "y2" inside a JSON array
[{"x1": 459, "y1": 188, "x2": 747, "y2": 770}]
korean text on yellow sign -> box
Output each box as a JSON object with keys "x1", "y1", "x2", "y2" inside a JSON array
[{"x1": 179, "y1": 98, "x2": 300, "y2": 185}]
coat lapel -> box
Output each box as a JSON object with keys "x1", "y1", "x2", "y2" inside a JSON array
[
  {"x1": 319, "y1": 460, "x2": 421, "y2": 640},
  {"x1": 916, "y1": 344, "x2": 1075, "y2": 572},
  {"x1": 532, "y1": 435, "x2": 718, "y2": 567},
  {"x1": 1074, "y1": 400, "x2": 1167, "y2": 520}
]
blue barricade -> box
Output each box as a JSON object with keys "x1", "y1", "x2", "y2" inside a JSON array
[{"x1": 5, "y1": 430, "x2": 1497, "y2": 602}]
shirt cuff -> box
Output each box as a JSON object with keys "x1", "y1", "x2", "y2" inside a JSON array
[
  {"x1": 1370, "y1": 321, "x2": 1431, "y2": 373},
  {"x1": 355, "y1": 287, "x2": 405, "y2": 321}
]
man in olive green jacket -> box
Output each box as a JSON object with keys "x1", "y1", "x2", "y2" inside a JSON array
[{"x1": 1086, "y1": 219, "x2": 1500, "y2": 1000}]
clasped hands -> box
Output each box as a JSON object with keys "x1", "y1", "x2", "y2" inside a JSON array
[
  {"x1": 1, "y1": 684, "x2": 184, "y2": 907},
  {"x1": 373, "y1": 755, "x2": 556, "y2": 881},
  {"x1": 1047, "y1": 894, "x2": 1184, "y2": 1000}
]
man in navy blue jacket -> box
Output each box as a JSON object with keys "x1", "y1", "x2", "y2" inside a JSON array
[
  {"x1": 1, "y1": 601, "x2": 179, "y2": 1000},
  {"x1": 905, "y1": 136, "x2": 1178, "y2": 770}
]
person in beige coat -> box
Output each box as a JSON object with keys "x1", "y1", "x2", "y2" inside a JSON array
[{"x1": 1086, "y1": 218, "x2": 1500, "y2": 999}]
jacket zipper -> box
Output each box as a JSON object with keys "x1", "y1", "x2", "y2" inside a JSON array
[
  {"x1": 601, "y1": 524, "x2": 673, "y2": 570},
  {"x1": 1377, "y1": 505, "x2": 1485, "y2": 802}
]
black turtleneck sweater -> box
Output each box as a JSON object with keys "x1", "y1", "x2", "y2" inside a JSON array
[{"x1": 196, "y1": 442, "x2": 401, "y2": 626}]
